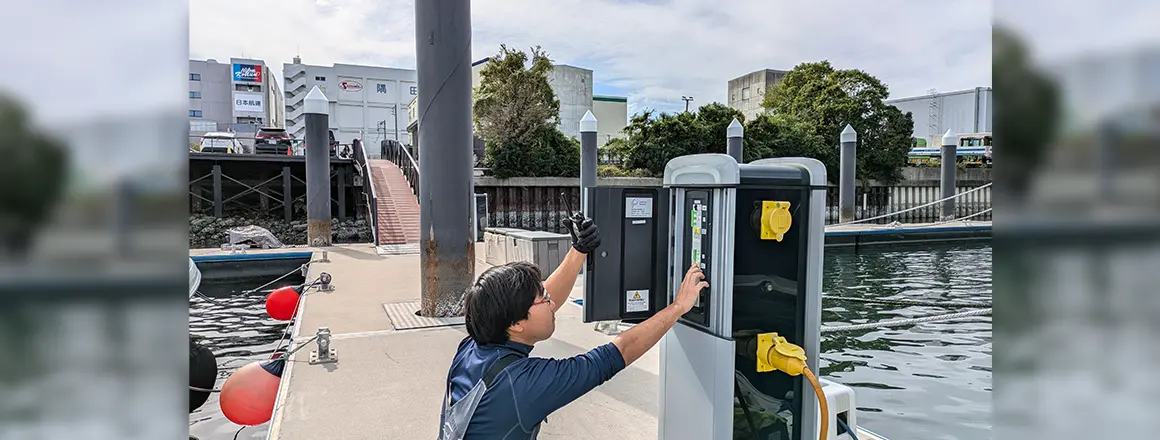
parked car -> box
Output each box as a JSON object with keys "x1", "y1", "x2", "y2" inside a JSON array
[
  {"x1": 198, "y1": 132, "x2": 245, "y2": 154},
  {"x1": 286, "y1": 129, "x2": 340, "y2": 156},
  {"x1": 255, "y1": 127, "x2": 293, "y2": 155}
]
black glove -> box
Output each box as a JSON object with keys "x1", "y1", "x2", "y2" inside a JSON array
[{"x1": 563, "y1": 212, "x2": 601, "y2": 254}]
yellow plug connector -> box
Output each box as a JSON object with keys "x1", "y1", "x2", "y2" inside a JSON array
[
  {"x1": 756, "y1": 332, "x2": 807, "y2": 375},
  {"x1": 755, "y1": 332, "x2": 828, "y2": 440}
]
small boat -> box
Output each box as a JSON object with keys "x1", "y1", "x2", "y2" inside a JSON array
[{"x1": 189, "y1": 257, "x2": 202, "y2": 299}]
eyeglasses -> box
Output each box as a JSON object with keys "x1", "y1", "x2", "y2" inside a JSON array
[{"x1": 532, "y1": 290, "x2": 552, "y2": 306}]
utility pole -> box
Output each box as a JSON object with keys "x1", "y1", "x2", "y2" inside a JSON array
[
  {"x1": 682, "y1": 96, "x2": 694, "y2": 112},
  {"x1": 390, "y1": 106, "x2": 400, "y2": 141}
]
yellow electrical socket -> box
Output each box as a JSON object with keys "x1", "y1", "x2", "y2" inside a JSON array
[
  {"x1": 760, "y1": 201, "x2": 792, "y2": 241},
  {"x1": 756, "y1": 332, "x2": 807, "y2": 376}
]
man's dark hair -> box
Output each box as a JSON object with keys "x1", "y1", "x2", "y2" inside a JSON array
[{"x1": 463, "y1": 261, "x2": 544, "y2": 345}]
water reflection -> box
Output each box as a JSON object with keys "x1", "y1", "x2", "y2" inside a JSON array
[
  {"x1": 0, "y1": 301, "x2": 187, "y2": 440},
  {"x1": 821, "y1": 243, "x2": 992, "y2": 440}
]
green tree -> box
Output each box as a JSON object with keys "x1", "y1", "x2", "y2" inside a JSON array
[
  {"x1": 762, "y1": 61, "x2": 914, "y2": 185},
  {"x1": 473, "y1": 44, "x2": 579, "y2": 178},
  {"x1": 993, "y1": 25, "x2": 1060, "y2": 201},
  {"x1": 0, "y1": 93, "x2": 70, "y2": 257},
  {"x1": 618, "y1": 104, "x2": 746, "y2": 175},
  {"x1": 742, "y1": 113, "x2": 827, "y2": 163},
  {"x1": 473, "y1": 44, "x2": 559, "y2": 145}
]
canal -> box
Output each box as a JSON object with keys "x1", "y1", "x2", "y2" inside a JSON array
[{"x1": 184, "y1": 241, "x2": 991, "y2": 440}]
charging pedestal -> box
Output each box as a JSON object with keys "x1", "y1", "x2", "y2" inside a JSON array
[{"x1": 585, "y1": 153, "x2": 828, "y2": 440}]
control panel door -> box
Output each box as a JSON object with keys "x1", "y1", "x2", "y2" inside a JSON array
[{"x1": 583, "y1": 187, "x2": 670, "y2": 323}]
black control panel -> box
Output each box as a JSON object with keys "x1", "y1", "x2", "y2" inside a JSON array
[
  {"x1": 680, "y1": 189, "x2": 712, "y2": 327},
  {"x1": 583, "y1": 187, "x2": 670, "y2": 323}
]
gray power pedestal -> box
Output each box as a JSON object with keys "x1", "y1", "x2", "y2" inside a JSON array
[{"x1": 584, "y1": 154, "x2": 828, "y2": 440}]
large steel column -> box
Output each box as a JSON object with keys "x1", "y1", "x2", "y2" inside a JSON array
[
  {"x1": 415, "y1": 0, "x2": 474, "y2": 317},
  {"x1": 838, "y1": 124, "x2": 857, "y2": 223},
  {"x1": 940, "y1": 129, "x2": 958, "y2": 220},
  {"x1": 304, "y1": 86, "x2": 332, "y2": 247},
  {"x1": 726, "y1": 118, "x2": 743, "y2": 163}
]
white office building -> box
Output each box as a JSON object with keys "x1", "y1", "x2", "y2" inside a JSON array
[
  {"x1": 189, "y1": 58, "x2": 284, "y2": 134},
  {"x1": 886, "y1": 87, "x2": 993, "y2": 148},
  {"x1": 283, "y1": 56, "x2": 417, "y2": 146}
]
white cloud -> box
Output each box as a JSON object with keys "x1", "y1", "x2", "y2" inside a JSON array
[
  {"x1": 0, "y1": 0, "x2": 189, "y2": 124},
  {"x1": 194, "y1": 0, "x2": 993, "y2": 116}
]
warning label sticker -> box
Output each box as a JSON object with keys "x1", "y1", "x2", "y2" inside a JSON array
[{"x1": 626, "y1": 290, "x2": 648, "y2": 313}]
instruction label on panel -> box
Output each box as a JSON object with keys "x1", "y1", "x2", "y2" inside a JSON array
[
  {"x1": 625, "y1": 197, "x2": 653, "y2": 218},
  {"x1": 626, "y1": 290, "x2": 649, "y2": 313}
]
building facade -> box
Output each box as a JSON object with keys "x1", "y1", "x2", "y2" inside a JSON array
[
  {"x1": 283, "y1": 57, "x2": 418, "y2": 146},
  {"x1": 886, "y1": 87, "x2": 993, "y2": 147},
  {"x1": 592, "y1": 95, "x2": 629, "y2": 144},
  {"x1": 727, "y1": 69, "x2": 789, "y2": 121},
  {"x1": 188, "y1": 58, "x2": 284, "y2": 133}
]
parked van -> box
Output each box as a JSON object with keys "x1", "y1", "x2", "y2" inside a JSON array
[{"x1": 199, "y1": 132, "x2": 246, "y2": 154}]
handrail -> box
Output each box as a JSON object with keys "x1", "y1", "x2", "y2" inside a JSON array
[
  {"x1": 398, "y1": 141, "x2": 420, "y2": 175},
  {"x1": 382, "y1": 140, "x2": 420, "y2": 198},
  {"x1": 353, "y1": 140, "x2": 380, "y2": 247},
  {"x1": 831, "y1": 182, "x2": 992, "y2": 226}
]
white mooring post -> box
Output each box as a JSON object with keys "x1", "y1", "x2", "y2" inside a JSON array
[
  {"x1": 839, "y1": 124, "x2": 857, "y2": 223},
  {"x1": 940, "y1": 129, "x2": 958, "y2": 221}
]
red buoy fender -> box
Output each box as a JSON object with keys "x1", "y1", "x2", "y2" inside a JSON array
[
  {"x1": 265, "y1": 286, "x2": 300, "y2": 321},
  {"x1": 219, "y1": 359, "x2": 285, "y2": 426}
]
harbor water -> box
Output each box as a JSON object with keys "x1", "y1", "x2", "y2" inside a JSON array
[
  {"x1": 185, "y1": 242, "x2": 991, "y2": 440},
  {"x1": 821, "y1": 242, "x2": 991, "y2": 440},
  {"x1": 189, "y1": 272, "x2": 306, "y2": 440}
]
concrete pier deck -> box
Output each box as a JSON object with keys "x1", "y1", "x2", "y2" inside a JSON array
[
  {"x1": 260, "y1": 243, "x2": 663, "y2": 440},
  {"x1": 824, "y1": 220, "x2": 991, "y2": 248},
  {"x1": 202, "y1": 242, "x2": 891, "y2": 440},
  {"x1": 189, "y1": 220, "x2": 988, "y2": 439}
]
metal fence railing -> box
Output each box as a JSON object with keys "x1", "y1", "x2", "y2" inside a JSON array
[
  {"x1": 381, "y1": 140, "x2": 419, "y2": 197},
  {"x1": 351, "y1": 139, "x2": 380, "y2": 247}
]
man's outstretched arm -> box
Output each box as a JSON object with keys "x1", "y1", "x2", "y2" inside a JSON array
[
  {"x1": 611, "y1": 265, "x2": 705, "y2": 366},
  {"x1": 543, "y1": 248, "x2": 585, "y2": 314},
  {"x1": 511, "y1": 265, "x2": 705, "y2": 427},
  {"x1": 544, "y1": 214, "x2": 601, "y2": 314}
]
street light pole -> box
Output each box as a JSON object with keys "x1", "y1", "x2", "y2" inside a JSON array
[{"x1": 682, "y1": 96, "x2": 694, "y2": 112}]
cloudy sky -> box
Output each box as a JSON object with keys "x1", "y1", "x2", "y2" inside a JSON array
[
  {"x1": 190, "y1": 0, "x2": 994, "y2": 115},
  {"x1": 3, "y1": 0, "x2": 1157, "y2": 126}
]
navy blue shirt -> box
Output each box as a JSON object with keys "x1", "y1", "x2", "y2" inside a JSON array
[{"x1": 444, "y1": 337, "x2": 626, "y2": 439}]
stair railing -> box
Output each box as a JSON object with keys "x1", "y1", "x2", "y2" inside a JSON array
[
  {"x1": 352, "y1": 139, "x2": 380, "y2": 247},
  {"x1": 382, "y1": 140, "x2": 420, "y2": 198}
]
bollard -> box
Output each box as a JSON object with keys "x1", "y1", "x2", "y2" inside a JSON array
[
  {"x1": 580, "y1": 110, "x2": 598, "y2": 215},
  {"x1": 415, "y1": 0, "x2": 475, "y2": 317},
  {"x1": 838, "y1": 124, "x2": 857, "y2": 223},
  {"x1": 309, "y1": 327, "x2": 337, "y2": 364},
  {"x1": 304, "y1": 86, "x2": 332, "y2": 247},
  {"x1": 940, "y1": 129, "x2": 957, "y2": 220},
  {"x1": 726, "y1": 118, "x2": 743, "y2": 163}
]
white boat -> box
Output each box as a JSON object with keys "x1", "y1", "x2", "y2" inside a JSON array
[{"x1": 189, "y1": 257, "x2": 201, "y2": 299}]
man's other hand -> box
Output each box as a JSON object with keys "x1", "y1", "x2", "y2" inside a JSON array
[
  {"x1": 675, "y1": 265, "x2": 707, "y2": 313},
  {"x1": 563, "y1": 213, "x2": 601, "y2": 254}
]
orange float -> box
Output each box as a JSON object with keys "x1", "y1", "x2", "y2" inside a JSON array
[{"x1": 219, "y1": 359, "x2": 284, "y2": 426}]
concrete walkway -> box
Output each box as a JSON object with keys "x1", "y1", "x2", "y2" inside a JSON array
[{"x1": 266, "y1": 243, "x2": 662, "y2": 440}]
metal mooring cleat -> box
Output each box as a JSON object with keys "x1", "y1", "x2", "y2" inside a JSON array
[{"x1": 309, "y1": 327, "x2": 337, "y2": 364}]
